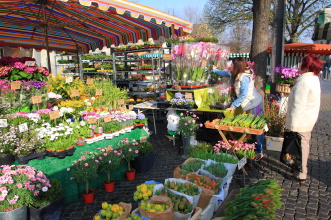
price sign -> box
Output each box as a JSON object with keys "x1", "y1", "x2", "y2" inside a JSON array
[
  {"x1": 96, "y1": 89, "x2": 103, "y2": 96},
  {"x1": 0, "y1": 119, "x2": 8, "y2": 127},
  {"x1": 120, "y1": 106, "x2": 127, "y2": 112},
  {"x1": 31, "y1": 96, "x2": 42, "y2": 104},
  {"x1": 129, "y1": 105, "x2": 134, "y2": 110},
  {"x1": 88, "y1": 117, "x2": 97, "y2": 124},
  {"x1": 71, "y1": 89, "x2": 79, "y2": 97},
  {"x1": 162, "y1": 54, "x2": 172, "y2": 60},
  {"x1": 19, "y1": 123, "x2": 28, "y2": 133},
  {"x1": 118, "y1": 99, "x2": 125, "y2": 105},
  {"x1": 49, "y1": 110, "x2": 60, "y2": 120},
  {"x1": 66, "y1": 76, "x2": 73, "y2": 83},
  {"x1": 11, "y1": 81, "x2": 21, "y2": 90},
  {"x1": 24, "y1": 61, "x2": 36, "y2": 66},
  {"x1": 140, "y1": 136, "x2": 147, "y2": 143},
  {"x1": 86, "y1": 78, "x2": 94, "y2": 85},
  {"x1": 237, "y1": 156, "x2": 247, "y2": 170},
  {"x1": 185, "y1": 92, "x2": 193, "y2": 99},
  {"x1": 174, "y1": 86, "x2": 181, "y2": 91},
  {"x1": 190, "y1": 139, "x2": 198, "y2": 145},
  {"x1": 106, "y1": 145, "x2": 113, "y2": 153},
  {"x1": 104, "y1": 116, "x2": 112, "y2": 123},
  {"x1": 201, "y1": 60, "x2": 208, "y2": 67}
]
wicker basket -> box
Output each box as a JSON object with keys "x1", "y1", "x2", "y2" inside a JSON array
[{"x1": 275, "y1": 83, "x2": 291, "y2": 94}]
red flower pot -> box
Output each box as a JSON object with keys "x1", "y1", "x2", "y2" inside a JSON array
[
  {"x1": 103, "y1": 179, "x2": 115, "y2": 192},
  {"x1": 95, "y1": 133, "x2": 102, "y2": 137},
  {"x1": 126, "y1": 169, "x2": 136, "y2": 180},
  {"x1": 82, "y1": 189, "x2": 94, "y2": 203}
]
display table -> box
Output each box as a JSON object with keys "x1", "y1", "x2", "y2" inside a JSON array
[{"x1": 23, "y1": 128, "x2": 149, "y2": 204}]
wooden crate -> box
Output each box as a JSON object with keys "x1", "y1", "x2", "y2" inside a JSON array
[{"x1": 214, "y1": 125, "x2": 264, "y2": 135}]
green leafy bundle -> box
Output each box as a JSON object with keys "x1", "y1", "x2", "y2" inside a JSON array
[
  {"x1": 164, "y1": 181, "x2": 199, "y2": 196},
  {"x1": 179, "y1": 160, "x2": 205, "y2": 175},
  {"x1": 217, "y1": 114, "x2": 267, "y2": 129},
  {"x1": 203, "y1": 162, "x2": 227, "y2": 178}
]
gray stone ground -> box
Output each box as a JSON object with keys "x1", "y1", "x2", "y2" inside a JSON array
[{"x1": 61, "y1": 80, "x2": 331, "y2": 220}]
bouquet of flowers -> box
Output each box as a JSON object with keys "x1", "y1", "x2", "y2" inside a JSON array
[
  {"x1": 177, "y1": 112, "x2": 203, "y2": 136},
  {"x1": 274, "y1": 66, "x2": 300, "y2": 85},
  {"x1": 213, "y1": 140, "x2": 256, "y2": 159}
]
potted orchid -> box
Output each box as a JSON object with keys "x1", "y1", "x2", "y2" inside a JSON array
[
  {"x1": 117, "y1": 138, "x2": 140, "y2": 180},
  {"x1": 207, "y1": 85, "x2": 232, "y2": 110}
]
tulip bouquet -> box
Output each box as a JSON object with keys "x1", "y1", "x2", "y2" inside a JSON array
[{"x1": 213, "y1": 140, "x2": 256, "y2": 159}]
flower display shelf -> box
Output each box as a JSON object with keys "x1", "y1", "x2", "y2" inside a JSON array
[
  {"x1": 172, "y1": 84, "x2": 210, "y2": 90},
  {"x1": 14, "y1": 151, "x2": 47, "y2": 165},
  {"x1": 46, "y1": 147, "x2": 76, "y2": 159}
]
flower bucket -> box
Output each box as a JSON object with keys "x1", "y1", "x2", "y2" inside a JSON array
[
  {"x1": 0, "y1": 153, "x2": 15, "y2": 166},
  {"x1": 82, "y1": 189, "x2": 95, "y2": 203},
  {"x1": 125, "y1": 169, "x2": 136, "y2": 180},
  {"x1": 0, "y1": 205, "x2": 27, "y2": 220},
  {"x1": 29, "y1": 197, "x2": 64, "y2": 220},
  {"x1": 103, "y1": 179, "x2": 115, "y2": 192}
]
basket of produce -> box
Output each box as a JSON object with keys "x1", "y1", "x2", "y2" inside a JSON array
[{"x1": 173, "y1": 158, "x2": 206, "y2": 179}]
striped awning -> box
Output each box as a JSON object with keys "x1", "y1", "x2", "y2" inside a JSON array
[
  {"x1": 0, "y1": 0, "x2": 192, "y2": 53},
  {"x1": 312, "y1": 7, "x2": 331, "y2": 41}
]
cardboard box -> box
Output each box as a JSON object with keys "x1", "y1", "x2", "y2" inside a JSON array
[{"x1": 265, "y1": 136, "x2": 284, "y2": 152}]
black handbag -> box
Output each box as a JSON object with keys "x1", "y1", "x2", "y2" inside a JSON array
[{"x1": 280, "y1": 131, "x2": 303, "y2": 172}]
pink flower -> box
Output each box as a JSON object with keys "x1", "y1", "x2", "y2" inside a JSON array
[
  {"x1": 0, "y1": 195, "x2": 5, "y2": 201},
  {"x1": 199, "y1": 124, "x2": 203, "y2": 127},
  {"x1": 135, "y1": 150, "x2": 139, "y2": 154},
  {"x1": 95, "y1": 160, "x2": 99, "y2": 163},
  {"x1": 180, "y1": 113, "x2": 184, "y2": 116},
  {"x1": 16, "y1": 183, "x2": 23, "y2": 189},
  {"x1": 84, "y1": 163, "x2": 89, "y2": 167},
  {"x1": 33, "y1": 191, "x2": 39, "y2": 196},
  {"x1": 184, "y1": 123, "x2": 188, "y2": 126},
  {"x1": 103, "y1": 153, "x2": 107, "y2": 156},
  {"x1": 129, "y1": 148, "x2": 132, "y2": 152},
  {"x1": 66, "y1": 168, "x2": 70, "y2": 171},
  {"x1": 193, "y1": 114, "x2": 197, "y2": 118}
]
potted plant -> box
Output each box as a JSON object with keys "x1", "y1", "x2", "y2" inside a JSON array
[
  {"x1": 0, "y1": 165, "x2": 51, "y2": 220},
  {"x1": 133, "y1": 113, "x2": 148, "y2": 127},
  {"x1": 207, "y1": 86, "x2": 232, "y2": 110},
  {"x1": 29, "y1": 179, "x2": 64, "y2": 220},
  {"x1": 0, "y1": 127, "x2": 18, "y2": 165},
  {"x1": 131, "y1": 142, "x2": 156, "y2": 173},
  {"x1": 68, "y1": 151, "x2": 99, "y2": 203},
  {"x1": 274, "y1": 66, "x2": 300, "y2": 94},
  {"x1": 117, "y1": 138, "x2": 139, "y2": 180},
  {"x1": 97, "y1": 147, "x2": 123, "y2": 192}
]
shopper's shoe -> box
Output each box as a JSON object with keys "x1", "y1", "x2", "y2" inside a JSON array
[
  {"x1": 298, "y1": 179, "x2": 306, "y2": 184},
  {"x1": 254, "y1": 153, "x2": 264, "y2": 161}
]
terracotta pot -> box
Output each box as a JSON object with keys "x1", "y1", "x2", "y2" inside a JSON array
[
  {"x1": 125, "y1": 169, "x2": 136, "y2": 180},
  {"x1": 103, "y1": 179, "x2": 115, "y2": 192},
  {"x1": 95, "y1": 133, "x2": 102, "y2": 137},
  {"x1": 82, "y1": 189, "x2": 94, "y2": 203}
]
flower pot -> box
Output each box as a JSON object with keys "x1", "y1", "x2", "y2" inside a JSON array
[
  {"x1": 0, "y1": 153, "x2": 15, "y2": 165},
  {"x1": 131, "y1": 152, "x2": 156, "y2": 173},
  {"x1": 125, "y1": 169, "x2": 136, "y2": 180},
  {"x1": 82, "y1": 189, "x2": 95, "y2": 203},
  {"x1": 209, "y1": 103, "x2": 230, "y2": 110},
  {"x1": 247, "y1": 158, "x2": 255, "y2": 165},
  {"x1": 182, "y1": 135, "x2": 196, "y2": 158},
  {"x1": 29, "y1": 197, "x2": 64, "y2": 220},
  {"x1": 103, "y1": 179, "x2": 115, "y2": 192},
  {"x1": 0, "y1": 205, "x2": 27, "y2": 220}
]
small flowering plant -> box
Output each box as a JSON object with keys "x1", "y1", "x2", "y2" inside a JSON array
[
  {"x1": 0, "y1": 165, "x2": 51, "y2": 212},
  {"x1": 274, "y1": 66, "x2": 300, "y2": 85},
  {"x1": 213, "y1": 140, "x2": 256, "y2": 159},
  {"x1": 133, "y1": 113, "x2": 148, "y2": 125},
  {"x1": 177, "y1": 112, "x2": 203, "y2": 136},
  {"x1": 117, "y1": 138, "x2": 139, "y2": 172},
  {"x1": 68, "y1": 151, "x2": 99, "y2": 194},
  {"x1": 97, "y1": 146, "x2": 123, "y2": 183}
]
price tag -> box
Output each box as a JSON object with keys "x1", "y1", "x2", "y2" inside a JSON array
[
  {"x1": 237, "y1": 156, "x2": 247, "y2": 170},
  {"x1": 185, "y1": 92, "x2": 193, "y2": 99},
  {"x1": 0, "y1": 119, "x2": 8, "y2": 127},
  {"x1": 31, "y1": 96, "x2": 42, "y2": 104},
  {"x1": 71, "y1": 89, "x2": 79, "y2": 97},
  {"x1": 88, "y1": 117, "x2": 97, "y2": 124},
  {"x1": 106, "y1": 145, "x2": 113, "y2": 153},
  {"x1": 120, "y1": 106, "x2": 127, "y2": 112},
  {"x1": 118, "y1": 99, "x2": 125, "y2": 105},
  {"x1": 162, "y1": 54, "x2": 172, "y2": 60},
  {"x1": 24, "y1": 61, "x2": 36, "y2": 66},
  {"x1": 174, "y1": 86, "x2": 181, "y2": 91},
  {"x1": 104, "y1": 116, "x2": 112, "y2": 123},
  {"x1": 96, "y1": 89, "x2": 103, "y2": 96},
  {"x1": 11, "y1": 81, "x2": 21, "y2": 90},
  {"x1": 140, "y1": 136, "x2": 147, "y2": 143},
  {"x1": 49, "y1": 110, "x2": 60, "y2": 120},
  {"x1": 129, "y1": 105, "x2": 134, "y2": 110},
  {"x1": 86, "y1": 78, "x2": 94, "y2": 85},
  {"x1": 66, "y1": 76, "x2": 73, "y2": 83},
  {"x1": 201, "y1": 60, "x2": 208, "y2": 67},
  {"x1": 19, "y1": 123, "x2": 28, "y2": 133}
]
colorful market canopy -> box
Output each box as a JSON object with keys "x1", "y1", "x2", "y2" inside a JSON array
[
  {"x1": 267, "y1": 43, "x2": 331, "y2": 56},
  {"x1": 312, "y1": 7, "x2": 331, "y2": 41},
  {"x1": 0, "y1": 0, "x2": 192, "y2": 53}
]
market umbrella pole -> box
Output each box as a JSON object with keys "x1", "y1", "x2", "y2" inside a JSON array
[{"x1": 42, "y1": 2, "x2": 52, "y2": 73}]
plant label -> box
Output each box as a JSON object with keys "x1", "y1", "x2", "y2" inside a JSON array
[
  {"x1": 185, "y1": 92, "x2": 193, "y2": 99},
  {"x1": 104, "y1": 116, "x2": 111, "y2": 123},
  {"x1": 96, "y1": 89, "x2": 103, "y2": 96},
  {"x1": 0, "y1": 119, "x2": 8, "y2": 127},
  {"x1": 66, "y1": 76, "x2": 73, "y2": 83},
  {"x1": 24, "y1": 61, "x2": 36, "y2": 66},
  {"x1": 31, "y1": 96, "x2": 42, "y2": 104},
  {"x1": 140, "y1": 136, "x2": 147, "y2": 143},
  {"x1": 11, "y1": 81, "x2": 21, "y2": 90},
  {"x1": 88, "y1": 117, "x2": 97, "y2": 124},
  {"x1": 49, "y1": 110, "x2": 60, "y2": 119},
  {"x1": 162, "y1": 54, "x2": 172, "y2": 60},
  {"x1": 106, "y1": 145, "x2": 113, "y2": 153},
  {"x1": 201, "y1": 60, "x2": 208, "y2": 67},
  {"x1": 238, "y1": 156, "x2": 247, "y2": 170},
  {"x1": 174, "y1": 86, "x2": 181, "y2": 91},
  {"x1": 118, "y1": 99, "x2": 125, "y2": 105},
  {"x1": 190, "y1": 139, "x2": 198, "y2": 145},
  {"x1": 86, "y1": 78, "x2": 94, "y2": 85},
  {"x1": 120, "y1": 106, "x2": 127, "y2": 112},
  {"x1": 71, "y1": 89, "x2": 79, "y2": 97},
  {"x1": 19, "y1": 123, "x2": 28, "y2": 133},
  {"x1": 129, "y1": 105, "x2": 134, "y2": 110}
]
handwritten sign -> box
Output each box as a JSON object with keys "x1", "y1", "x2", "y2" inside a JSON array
[
  {"x1": 106, "y1": 145, "x2": 113, "y2": 153},
  {"x1": 11, "y1": 81, "x2": 21, "y2": 90},
  {"x1": 96, "y1": 89, "x2": 103, "y2": 96},
  {"x1": 129, "y1": 105, "x2": 134, "y2": 110},
  {"x1": 104, "y1": 116, "x2": 112, "y2": 123},
  {"x1": 88, "y1": 117, "x2": 97, "y2": 124},
  {"x1": 174, "y1": 86, "x2": 181, "y2": 91},
  {"x1": 86, "y1": 78, "x2": 94, "y2": 85},
  {"x1": 140, "y1": 136, "x2": 147, "y2": 143},
  {"x1": 71, "y1": 89, "x2": 79, "y2": 97},
  {"x1": 120, "y1": 106, "x2": 127, "y2": 112},
  {"x1": 24, "y1": 61, "x2": 36, "y2": 66},
  {"x1": 238, "y1": 156, "x2": 247, "y2": 170},
  {"x1": 66, "y1": 76, "x2": 73, "y2": 83},
  {"x1": 118, "y1": 99, "x2": 125, "y2": 105},
  {"x1": 185, "y1": 92, "x2": 193, "y2": 99},
  {"x1": 0, "y1": 119, "x2": 8, "y2": 127},
  {"x1": 49, "y1": 110, "x2": 60, "y2": 120},
  {"x1": 162, "y1": 54, "x2": 172, "y2": 60},
  {"x1": 31, "y1": 96, "x2": 42, "y2": 104},
  {"x1": 201, "y1": 60, "x2": 207, "y2": 67},
  {"x1": 19, "y1": 123, "x2": 28, "y2": 133}
]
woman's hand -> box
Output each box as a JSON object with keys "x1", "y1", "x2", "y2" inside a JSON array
[{"x1": 226, "y1": 107, "x2": 234, "y2": 111}]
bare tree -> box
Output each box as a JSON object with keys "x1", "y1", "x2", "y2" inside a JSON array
[
  {"x1": 183, "y1": 5, "x2": 202, "y2": 24},
  {"x1": 225, "y1": 23, "x2": 252, "y2": 53}
]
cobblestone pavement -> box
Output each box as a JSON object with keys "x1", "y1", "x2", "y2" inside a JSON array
[{"x1": 61, "y1": 80, "x2": 331, "y2": 220}]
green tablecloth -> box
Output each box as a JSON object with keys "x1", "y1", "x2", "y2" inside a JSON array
[{"x1": 24, "y1": 128, "x2": 149, "y2": 204}]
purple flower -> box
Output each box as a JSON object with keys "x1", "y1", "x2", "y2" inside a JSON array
[{"x1": 137, "y1": 113, "x2": 145, "y2": 119}]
